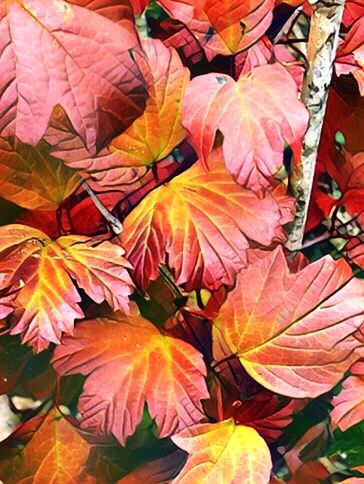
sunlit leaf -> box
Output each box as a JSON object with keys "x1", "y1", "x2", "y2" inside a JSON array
[{"x1": 172, "y1": 419, "x2": 272, "y2": 483}]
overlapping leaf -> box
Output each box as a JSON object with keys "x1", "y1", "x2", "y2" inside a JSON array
[
  {"x1": 0, "y1": 408, "x2": 114, "y2": 483},
  {"x1": 331, "y1": 361, "x2": 364, "y2": 431},
  {"x1": 121, "y1": 149, "x2": 290, "y2": 291},
  {"x1": 0, "y1": 224, "x2": 134, "y2": 351},
  {"x1": 171, "y1": 419, "x2": 272, "y2": 483},
  {"x1": 44, "y1": 38, "x2": 189, "y2": 185},
  {"x1": 52, "y1": 310, "x2": 209, "y2": 445},
  {"x1": 182, "y1": 64, "x2": 308, "y2": 191},
  {"x1": 0, "y1": 137, "x2": 80, "y2": 210},
  {"x1": 160, "y1": 0, "x2": 275, "y2": 60},
  {"x1": 0, "y1": 0, "x2": 147, "y2": 152},
  {"x1": 213, "y1": 246, "x2": 364, "y2": 398}
]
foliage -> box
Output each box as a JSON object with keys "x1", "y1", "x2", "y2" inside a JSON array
[{"x1": 0, "y1": 0, "x2": 363, "y2": 482}]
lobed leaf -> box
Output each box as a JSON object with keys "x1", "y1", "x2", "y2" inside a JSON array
[
  {"x1": 213, "y1": 246, "x2": 364, "y2": 397},
  {"x1": 182, "y1": 64, "x2": 308, "y2": 192},
  {"x1": 121, "y1": 148, "x2": 290, "y2": 291},
  {"x1": 52, "y1": 309, "x2": 209, "y2": 445},
  {"x1": 0, "y1": 224, "x2": 134, "y2": 351}
]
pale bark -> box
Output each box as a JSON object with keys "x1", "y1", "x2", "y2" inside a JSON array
[{"x1": 286, "y1": 0, "x2": 346, "y2": 251}]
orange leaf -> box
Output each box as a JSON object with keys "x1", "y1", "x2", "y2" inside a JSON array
[
  {"x1": 0, "y1": 409, "x2": 91, "y2": 483},
  {"x1": 52, "y1": 309, "x2": 209, "y2": 445},
  {"x1": 213, "y1": 246, "x2": 364, "y2": 397},
  {"x1": 171, "y1": 419, "x2": 272, "y2": 483},
  {"x1": 0, "y1": 225, "x2": 134, "y2": 351},
  {"x1": 0, "y1": 407, "x2": 127, "y2": 482},
  {"x1": 182, "y1": 64, "x2": 308, "y2": 191},
  {"x1": 106, "y1": 39, "x2": 190, "y2": 167},
  {"x1": 121, "y1": 149, "x2": 289, "y2": 291},
  {"x1": 0, "y1": 137, "x2": 80, "y2": 211}
]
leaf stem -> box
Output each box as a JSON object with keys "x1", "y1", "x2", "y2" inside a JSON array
[{"x1": 82, "y1": 180, "x2": 123, "y2": 235}]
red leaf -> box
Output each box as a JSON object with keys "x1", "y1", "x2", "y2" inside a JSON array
[
  {"x1": 182, "y1": 63, "x2": 308, "y2": 191},
  {"x1": 121, "y1": 148, "x2": 291, "y2": 291},
  {"x1": 0, "y1": 0, "x2": 147, "y2": 153},
  {"x1": 52, "y1": 308, "x2": 209, "y2": 445},
  {"x1": 232, "y1": 393, "x2": 304, "y2": 442},
  {"x1": 213, "y1": 246, "x2": 364, "y2": 397}
]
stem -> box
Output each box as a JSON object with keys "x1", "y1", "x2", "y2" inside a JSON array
[
  {"x1": 286, "y1": 0, "x2": 346, "y2": 251},
  {"x1": 82, "y1": 180, "x2": 123, "y2": 235}
]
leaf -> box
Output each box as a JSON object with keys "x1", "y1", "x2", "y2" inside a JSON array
[
  {"x1": 231, "y1": 393, "x2": 303, "y2": 443},
  {"x1": 171, "y1": 419, "x2": 272, "y2": 483},
  {"x1": 160, "y1": 0, "x2": 275, "y2": 60},
  {"x1": 331, "y1": 361, "x2": 364, "y2": 431},
  {"x1": 182, "y1": 64, "x2": 308, "y2": 191},
  {"x1": 0, "y1": 408, "x2": 118, "y2": 483},
  {"x1": 212, "y1": 246, "x2": 364, "y2": 398},
  {"x1": 108, "y1": 39, "x2": 189, "y2": 166},
  {"x1": 52, "y1": 309, "x2": 209, "y2": 445},
  {"x1": 336, "y1": 17, "x2": 364, "y2": 96},
  {"x1": 0, "y1": 224, "x2": 134, "y2": 351},
  {"x1": 328, "y1": 421, "x2": 364, "y2": 469},
  {"x1": 0, "y1": 0, "x2": 147, "y2": 153},
  {"x1": 121, "y1": 148, "x2": 289, "y2": 291},
  {"x1": 46, "y1": 38, "x2": 189, "y2": 177},
  {"x1": 0, "y1": 137, "x2": 80, "y2": 210}
]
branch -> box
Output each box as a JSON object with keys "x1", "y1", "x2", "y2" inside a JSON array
[
  {"x1": 82, "y1": 180, "x2": 123, "y2": 235},
  {"x1": 286, "y1": 0, "x2": 346, "y2": 251}
]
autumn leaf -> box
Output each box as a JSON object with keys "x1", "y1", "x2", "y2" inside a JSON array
[
  {"x1": 231, "y1": 393, "x2": 303, "y2": 443},
  {"x1": 0, "y1": 224, "x2": 134, "y2": 351},
  {"x1": 121, "y1": 148, "x2": 289, "y2": 291},
  {"x1": 213, "y1": 246, "x2": 364, "y2": 398},
  {"x1": 171, "y1": 419, "x2": 272, "y2": 483},
  {"x1": 0, "y1": 137, "x2": 80, "y2": 211},
  {"x1": 160, "y1": 0, "x2": 275, "y2": 60},
  {"x1": 46, "y1": 38, "x2": 189, "y2": 177},
  {"x1": 336, "y1": 17, "x2": 364, "y2": 96},
  {"x1": 331, "y1": 361, "x2": 364, "y2": 431},
  {"x1": 52, "y1": 309, "x2": 209, "y2": 445},
  {"x1": 182, "y1": 64, "x2": 308, "y2": 191},
  {"x1": 0, "y1": 0, "x2": 147, "y2": 153},
  {"x1": 0, "y1": 408, "x2": 112, "y2": 483}
]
